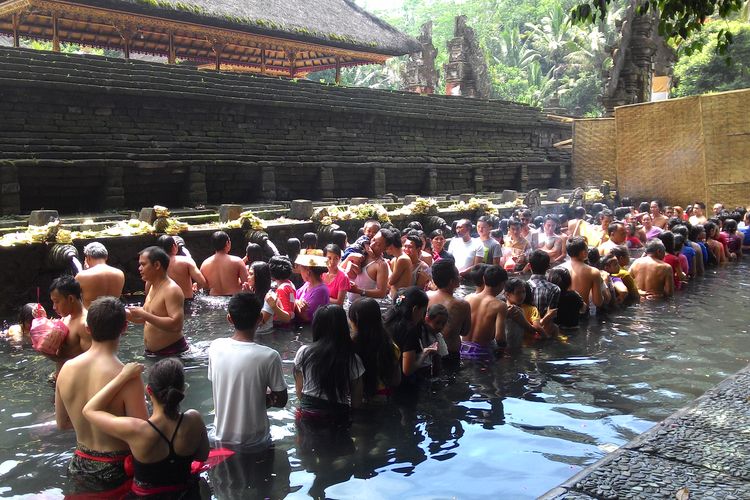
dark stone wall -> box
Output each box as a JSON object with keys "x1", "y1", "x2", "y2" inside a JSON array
[{"x1": 0, "y1": 47, "x2": 570, "y2": 214}]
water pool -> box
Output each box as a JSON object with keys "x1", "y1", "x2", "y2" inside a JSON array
[{"x1": 1, "y1": 262, "x2": 748, "y2": 499}]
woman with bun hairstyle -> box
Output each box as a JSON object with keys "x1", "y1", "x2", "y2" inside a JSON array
[{"x1": 83, "y1": 358, "x2": 209, "y2": 497}]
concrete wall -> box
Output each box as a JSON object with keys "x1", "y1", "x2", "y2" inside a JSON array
[{"x1": 0, "y1": 47, "x2": 570, "y2": 214}]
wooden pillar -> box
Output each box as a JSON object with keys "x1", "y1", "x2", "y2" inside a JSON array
[
  {"x1": 260, "y1": 45, "x2": 266, "y2": 74},
  {"x1": 11, "y1": 13, "x2": 21, "y2": 48},
  {"x1": 123, "y1": 35, "x2": 131, "y2": 59},
  {"x1": 212, "y1": 44, "x2": 224, "y2": 72},
  {"x1": 52, "y1": 13, "x2": 60, "y2": 52},
  {"x1": 167, "y1": 31, "x2": 175, "y2": 64},
  {"x1": 287, "y1": 49, "x2": 296, "y2": 78},
  {"x1": 335, "y1": 56, "x2": 341, "y2": 85}
]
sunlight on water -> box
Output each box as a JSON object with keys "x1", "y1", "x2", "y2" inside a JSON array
[{"x1": 0, "y1": 263, "x2": 748, "y2": 498}]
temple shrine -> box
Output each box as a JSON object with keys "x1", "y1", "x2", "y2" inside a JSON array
[{"x1": 0, "y1": 0, "x2": 420, "y2": 80}]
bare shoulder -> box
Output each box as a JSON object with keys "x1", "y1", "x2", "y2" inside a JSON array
[{"x1": 183, "y1": 408, "x2": 207, "y2": 427}]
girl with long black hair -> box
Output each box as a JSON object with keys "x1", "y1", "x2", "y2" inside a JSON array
[
  {"x1": 383, "y1": 286, "x2": 435, "y2": 381},
  {"x1": 348, "y1": 298, "x2": 400, "y2": 401},
  {"x1": 247, "y1": 261, "x2": 273, "y2": 333},
  {"x1": 293, "y1": 305, "x2": 363, "y2": 424}
]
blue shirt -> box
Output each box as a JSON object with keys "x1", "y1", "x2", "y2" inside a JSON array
[
  {"x1": 741, "y1": 227, "x2": 750, "y2": 246},
  {"x1": 681, "y1": 245, "x2": 696, "y2": 275}
]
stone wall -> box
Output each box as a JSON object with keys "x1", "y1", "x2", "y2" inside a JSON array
[{"x1": 0, "y1": 47, "x2": 570, "y2": 215}]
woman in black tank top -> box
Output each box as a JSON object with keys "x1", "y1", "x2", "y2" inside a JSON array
[{"x1": 83, "y1": 358, "x2": 209, "y2": 497}]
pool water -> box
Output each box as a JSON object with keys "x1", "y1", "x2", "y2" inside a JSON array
[{"x1": 1, "y1": 262, "x2": 748, "y2": 499}]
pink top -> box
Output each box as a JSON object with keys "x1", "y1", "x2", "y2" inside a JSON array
[
  {"x1": 323, "y1": 269, "x2": 351, "y2": 301},
  {"x1": 678, "y1": 253, "x2": 689, "y2": 275}
]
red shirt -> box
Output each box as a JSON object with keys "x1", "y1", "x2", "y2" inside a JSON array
[{"x1": 663, "y1": 254, "x2": 681, "y2": 289}]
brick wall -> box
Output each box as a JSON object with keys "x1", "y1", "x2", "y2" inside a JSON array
[{"x1": 0, "y1": 47, "x2": 571, "y2": 214}]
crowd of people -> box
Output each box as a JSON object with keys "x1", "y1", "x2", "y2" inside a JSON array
[{"x1": 3, "y1": 197, "x2": 749, "y2": 497}]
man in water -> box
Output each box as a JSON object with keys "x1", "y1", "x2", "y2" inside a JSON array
[
  {"x1": 560, "y1": 236, "x2": 606, "y2": 314},
  {"x1": 127, "y1": 246, "x2": 186, "y2": 356},
  {"x1": 650, "y1": 200, "x2": 669, "y2": 229},
  {"x1": 630, "y1": 239, "x2": 674, "y2": 297},
  {"x1": 538, "y1": 215, "x2": 565, "y2": 265},
  {"x1": 208, "y1": 292, "x2": 287, "y2": 451},
  {"x1": 598, "y1": 222, "x2": 627, "y2": 256},
  {"x1": 157, "y1": 235, "x2": 207, "y2": 299},
  {"x1": 462, "y1": 265, "x2": 509, "y2": 358},
  {"x1": 75, "y1": 242, "x2": 125, "y2": 308},
  {"x1": 49, "y1": 276, "x2": 90, "y2": 372},
  {"x1": 55, "y1": 297, "x2": 148, "y2": 495},
  {"x1": 403, "y1": 234, "x2": 431, "y2": 289},
  {"x1": 385, "y1": 228, "x2": 414, "y2": 297},
  {"x1": 527, "y1": 250, "x2": 560, "y2": 317},
  {"x1": 200, "y1": 231, "x2": 248, "y2": 296},
  {"x1": 348, "y1": 229, "x2": 389, "y2": 302},
  {"x1": 475, "y1": 216, "x2": 502, "y2": 266},
  {"x1": 447, "y1": 219, "x2": 484, "y2": 277},
  {"x1": 427, "y1": 259, "x2": 471, "y2": 367}
]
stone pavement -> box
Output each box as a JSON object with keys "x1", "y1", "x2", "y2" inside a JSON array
[{"x1": 541, "y1": 364, "x2": 750, "y2": 499}]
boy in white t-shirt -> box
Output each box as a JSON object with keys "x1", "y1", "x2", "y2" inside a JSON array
[{"x1": 208, "y1": 292, "x2": 288, "y2": 451}]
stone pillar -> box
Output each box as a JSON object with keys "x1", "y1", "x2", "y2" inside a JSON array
[
  {"x1": 318, "y1": 166, "x2": 334, "y2": 199},
  {"x1": 519, "y1": 165, "x2": 529, "y2": 192},
  {"x1": 350, "y1": 197, "x2": 368, "y2": 206},
  {"x1": 404, "y1": 22, "x2": 438, "y2": 95},
  {"x1": 185, "y1": 164, "x2": 207, "y2": 206},
  {"x1": 443, "y1": 16, "x2": 490, "y2": 98},
  {"x1": 102, "y1": 164, "x2": 125, "y2": 211},
  {"x1": 0, "y1": 161, "x2": 20, "y2": 215},
  {"x1": 473, "y1": 167, "x2": 484, "y2": 193},
  {"x1": 219, "y1": 204, "x2": 242, "y2": 223},
  {"x1": 290, "y1": 200, "x2": 313, "y2": 220},
  {"x1": 424, "y1": 167, "x2": 437, "y2": 195},
  {"x1": 372, "y1": 167, "x2": 386, "y2": 197},
  {"x1": 261, "y1": 165, "x2": 276, "y2": 202}
]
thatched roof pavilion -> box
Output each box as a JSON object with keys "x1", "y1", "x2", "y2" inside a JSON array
[{"x1": 0, "y1": 0, "x2": 420, "y2": 77}]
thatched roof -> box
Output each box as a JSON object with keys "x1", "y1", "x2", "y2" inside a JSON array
[{"x1": 76, "y1": 0, "x2": 421, "y2": 56}]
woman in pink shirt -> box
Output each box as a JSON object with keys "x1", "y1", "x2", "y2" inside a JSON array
[{"x1": 322, "y1": 244, "x2": 350, "y2": 306}]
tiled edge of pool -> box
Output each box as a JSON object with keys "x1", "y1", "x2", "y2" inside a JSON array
[{"x1": 540, "y1": 363, "x2": 750, "y2": 499}]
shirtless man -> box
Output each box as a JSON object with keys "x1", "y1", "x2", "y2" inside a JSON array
[
  {"x1": 200, "y1": 231, "x2": 248, "y2": 296},
  {"x1": 75, "y1": 242, "x2": 125, "y2": 308},
  {"x1": 49, "y1": 276, "x2": 90, "y2": 372},
  {"x1": 55, "y1": 297, "x2": 148, "y2": 494},
  {"x1": 127, "y1": 246, "x2": 186, "y2": 356},
  {"x1": 385, "y1": 228, "x2": 415, "y2": 297},
  {"x1": 539, "y1": 215, "x2": 565, "y2": 264},
  {"x1": 598, "y1": 222, "x2": 627, "y2": 256},
  {"x1": 348, "y1": 229, "x2": 389, "y2": 302},
  {"x1": 427, "y1": 259, "x2": 471, "y2": 367},
  {"x1": 689, "y1": 202, "x2": 707, "y2": 226},
  {"x1": 630, "y1": 239, "x2": 674, "y2": 297},
  {"x1": 650, "y1": 201, "x2": 669, "y2": 229},
  {"x1": 561, "y1": 236, "x2": 606, "y2": 313},
  {"x1": 157, "y1": 235, "x2": 207, "y2": 299},
  {"x1": 567, "y1": 206, "x2": 588, "y2": 237},
  {"x1": 463, "y1": 265, "x2": 508, "y2": 358},
  {"x1": 403, "y1": 234, "x2": 431, "y2": 289}
]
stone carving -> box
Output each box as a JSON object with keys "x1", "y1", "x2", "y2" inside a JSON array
[
  {"x1": 404, "y1": 22, "x2": 438, "y2": 94},
  {"x1": 444, "y1": 16, "x2": 490, "y2": 98},
  {"x1": 524, "y1": 188, "x2": 541, "y2": 213}
]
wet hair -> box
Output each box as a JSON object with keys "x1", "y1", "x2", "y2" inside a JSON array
[
  {"x1": 286, "y1": 238, "x2": 301, "y2": 262},
  {"x1": 349, "y1": 299, "x2": 398, "y2": 398},
  {"x1": 566, "y1": 236, "x2": 588, "y2": 258},
  {"x1": 87, "y1": 296, "x2": 126, "y2": 342},
  {"x1": 667, "y1": 217, "x2": 682, "y2": 230},
  {"x1": 427, "y1": 303, "x2": 449, "y2": 320},
  {"x1": 249, "y1": 261, "x2": 271, "y2": 299},
  {"x1": 245, "y1": 243, "x2": 264, "y2": 263},
  {"x1": 694, "y1": 201, "x2": 706, "y2": 210},
  {"x1": 302, "y1": 232, "x2": 318, "y2": 249},
  {"x1": 331, "y1": 230, "x2": 348, "y2": 250},
  {"x1": 484, "y1": 265, "x2": 508, "y2": 288},
  {"x1": 384, "y1": 286, "x2": 428, "y2": 338},
  {"x1": 268, "y1": 255, "x2": 293, "y2": 280},
  {"x1": 587, "y1": 248, "x2": 601, "y2": 268},
  {"x1": 601, "y1": 255, "x2": 619, "y2": 270},
  {"x1": 148, "y1": 358, "x2": 185, "y2": 420},
  {"x1": 723, "y1": 219, "x2": 738, "y2": 234},
  {"x1": 19, "y1": 303, "x2": 38, "y2": 327},
  {"x1": 381, "y1": 228, "x2": 402, "y2": 249},
  {"x1": 211, "y1": 231, "x2": 230, "y2": 251},
  {"x1": 50, "y1": 275, "x2": 82, "y2": 300},
  {"x1": 156, "y1": 235, "x2": 176, "y2": 255},
  {"x1": 228, "y1": 292, "x2": 262, "y2": 331},
  {"x1": 657, "y1": 231, "x2": 675, "y2": 253},
  {"x1": 547, "y1": 267, "x2": 572, "y2": 291},
  {"x1": 490, "y1": 229, "x2": 503, "y2": 241},
  {"x1": 476, "y1": 216, "x2": 493, "y2": 228},
  {"x1": 688, "y1": 224, "x2": 702, "y2": 242},
  {"x1": 610, "y1": 245, "x2": 630, "y2": 260},
  {"x1": 83, "y1": 242, "x2": 108, "y2": 259},
  {"x1": 406, "y1": 234, "x2": 423, "y2": 250},
  {"x1": 508, "y1": 218, "x2": 522, "y2": 228},
  {"x1": 673, "y1": 234, "x2": 686, "y2": 252},
  {"x1": 638, "y1": 202, "x2": 650, "y2": 213},
  {"x1": 140, "y1": 246, "x2": 169, "y2": 271},
  {"x1": 468, "y1": 263, "x2": 489, "y2": 288},
  {"x1": 324, "y1": 244, "x2": 342, "y2": 258},
  {"x1": 529, "y1": 249, "x2": 550, "y2": 275},
  {"x1": 599, "y1": 209, "x2": 613, "y2": 221},
  {"x1": 300, "y1": 305, "x2": 357, "y2": 403},
  {"x1": 429, "y1": 229, "x2": 445, "y2": 240},
  {"x1": 607, "y1": 222, "x2": 624, "y2": 236},
  {"x1": 651, "y1": 200, "x2": 664, "y2": 210},
  {"x1": 504, "y1": 277, "x2": 526, "y2": 294},
  {"x1": 614, "y1": 207, "x2": 631, "y2": 220},
  {"x1": 523, "y1": 282, "x2": 534, "y2": 305},
  {"x1": 645, "y1": 238, "x2": 666, "y2": 255},
  {"x1": 544, "y1": 214, "x2": 559, "y2": 227},
  {"x1": 407, "y1": 221, "x2": 423, "y2": 231},
  {"x1": 573, "y1": 206, "x2": 586, "y2": 219},
  {"x1": 431, "y1": 259, "x2": 458, "y2": 289}
]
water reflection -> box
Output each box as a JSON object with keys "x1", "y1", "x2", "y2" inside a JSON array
[{"x1": 0, "y1": 263, "x2": 748, "y2": 498}]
